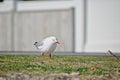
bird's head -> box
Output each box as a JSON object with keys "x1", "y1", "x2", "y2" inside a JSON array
[{"x1": 49, "y1": 36, "x2": 60, "y2": 44}]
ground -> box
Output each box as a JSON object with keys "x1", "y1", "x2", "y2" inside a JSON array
[{"x1": 0, "y1": 55, "x2": 120, "y2": 80}]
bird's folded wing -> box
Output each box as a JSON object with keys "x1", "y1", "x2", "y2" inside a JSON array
[{"x1": 37, "y1": 40, "x2": 44, "y2": 47}]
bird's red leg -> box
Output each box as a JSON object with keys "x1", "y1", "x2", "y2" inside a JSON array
[
  {"x1": 42, "y1": 52, "x2": 44, "y2": 61},
  {"x1": 49, "y1": 53, "x2": 52, "y2": 62},
  {"x1": 49, "y1": 53, "x2": 52, "y2": 59}
]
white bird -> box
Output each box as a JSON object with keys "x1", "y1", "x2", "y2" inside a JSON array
[{"x1": 34, "y1": 36, "x2": 60, "y2": 61}]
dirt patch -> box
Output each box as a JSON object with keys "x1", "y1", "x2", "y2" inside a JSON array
[{"x1": 0, "y1": 72, "x2": 120, "y2": 80}]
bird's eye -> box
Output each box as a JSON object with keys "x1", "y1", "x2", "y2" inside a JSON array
[
  {"x1": 52, "y1": 38, "x2": 57, "y2": 42},
  {"x1": 56, "y1": 38, "x2": 58, "y2": 41}
]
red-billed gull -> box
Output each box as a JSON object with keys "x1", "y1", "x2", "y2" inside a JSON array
[{"x1": 34, "y1": 36, "x2": 60, "y2": 61}]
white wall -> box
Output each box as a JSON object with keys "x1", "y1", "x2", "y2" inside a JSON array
[
  {"x1": 84, "y1": 0, "x2": 120, "y2": 52},
  {"x1": 0, "y1": 13, "x2": 12, "y2": 51},
  {"x1": 0, "y1": 0, "x2": 120, "y2": 53},
  {"x1": 0, "y1": 0, "x2": 14, "y2": 12},
  {"x1": 14, "y1": 10, "x2": 73, "y2": 52}
]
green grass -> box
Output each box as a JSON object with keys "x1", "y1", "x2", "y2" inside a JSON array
[{"x1": 0, "y1": 54, "x2": 120, "y2": 76}]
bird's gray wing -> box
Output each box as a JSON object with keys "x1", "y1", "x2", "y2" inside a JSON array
[{"x1": 36, "y1": 40, "x2": 44, "y2": 47}]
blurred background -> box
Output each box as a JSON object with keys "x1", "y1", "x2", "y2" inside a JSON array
[{"x1": 0, "y1": 0, "x2": 120, "y2": 53}]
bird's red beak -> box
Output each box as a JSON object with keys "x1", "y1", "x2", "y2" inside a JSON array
[{"x1": 56, "y1": 41, "x2": 60, "y2": 44}]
